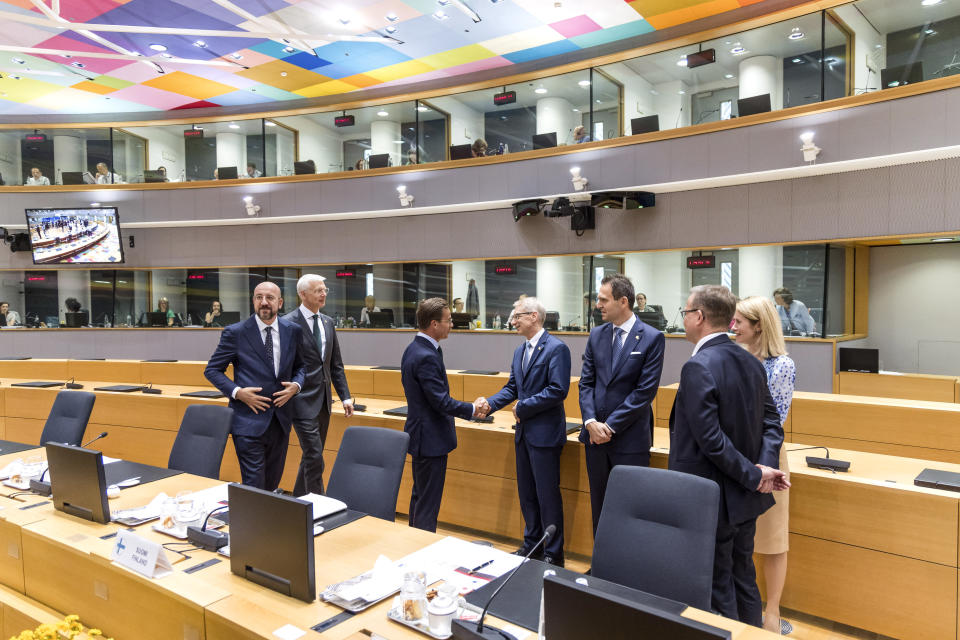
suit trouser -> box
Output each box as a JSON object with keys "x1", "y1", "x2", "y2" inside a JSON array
[
  {"x1": 516, "y1": 438, "x2": 564, "y2": 558},
  {"x1": 584, "y1": 444, "x2": 650, "y2": 533},
  {"x1": 409, "y1": 455, "x2": 447, "y2": 533},
  {"x1": 233, "y1": 416, "x2": 289, "y2": 491},
  {"x1": 292, "y1": 405, "x2": 330, "y2": 496},
  {"x1": 713, "y1": 518, "x2": 762, "y2": 627}
]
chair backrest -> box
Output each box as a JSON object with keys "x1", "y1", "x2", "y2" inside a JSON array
[
  {"x1": 167, "y1": 404, "x2": 233, "y2": 478},
  {"x1": 592, "y1": 466, "x2": 720, "y2": 610},
  {"x1": 39, "y1": 391, "x2": 96, "y2": 446},
  {"x1": 326, "y1": 426, "x2": 410, "y2": 521}
]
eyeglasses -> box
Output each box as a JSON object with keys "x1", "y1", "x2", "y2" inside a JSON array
[
  {"x1": 679, "y1": 308, "x2": 701, "y2": 317},
  {"x1": 512, "y1": 311, "x2": 536, "y2": 318}
]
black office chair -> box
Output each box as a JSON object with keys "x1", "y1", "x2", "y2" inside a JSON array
[
  {"x1": 325, "y1": 426, "x2": 410, "y2": 521},
  {"x1": 39, "y1": 390, "x2": 96, "y2": 446},
  {"x1": 167, "y1": 405, "x2": 233, "y2": 479},
  {"x1": 591, "y1": 465, "x2": 719, "y2": 610}
]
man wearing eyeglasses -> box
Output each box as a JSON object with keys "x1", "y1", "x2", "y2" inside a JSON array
[
  {"x1": 579, "y1": 273, "x2": 665, "y2": 534},
  {"x1": 283, "y1": 274, "x2": 352, "y2": 496},
  {"x1": 669, "y1": 285, "x2": 787, "y2": 625},
  {"x1": 476, "y1": 296, "x2": 571, "y2": 566},
  {"x1": 401, "y1": 297, "x2": 486, "y2": 532}
]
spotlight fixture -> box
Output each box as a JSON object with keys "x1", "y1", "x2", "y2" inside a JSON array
[
  {"x1": 724, "y1": 73, "x2": 734, "y2": 79},
  {"x1": 265, "y1": 121, "x2": 276, "y2": 127},
  {"x1": 194, "y1": 40, "x2": 207, "y2": 48},
  {"x1": 280, "y1": 71, "x2": 288, "y2": 77},
  {"x1": 799, "y1": 131, "x2": 820, "y2": 163},
  {"x1": 397, "y1": 184, "x2": 414, "y2": 207},
  {"x1": 386, "y1": 12, "x2": 400, "y2": 21},
  {"x1": 228, "y1": 123, "x2": 240, "y2": 129},
  {"x1": 534, "y1": 85, "x2": 547, "y2": 94},
  {"x1": 283, "y1": 46, "x2": 295, "y2": 53},
  {"x1": 433, "y1": 9, "x2": 448, "y2": 20},
  {"x1": 591, "y1": 191, "x2": 655, "y2": 209},
  {"x1": 243, "y1": 196, "x2": 261, "y2": 216},
  {"x1": 161, "y1": 53, "x2": 173, "y2": 59},
  {"x1": 71, "y1": 61, "x2": 85, "y2": 68},
  {"x1": 377, "y1": 110, "x2": 389, "y2": 116},
  {"x1": 730, "y1": 44, "x2": 746, "y2": 55},
  {"x1": 386, "y1": 25, "x2": 398, "y2": 33},
  {"x1": 511, "y1": 198, "x2": 548, "y2": 222},
  {"x1": 417, "y1": 105, "x2": 430, "y2": 112},
  {"x1": 545, "y1": 197, "x2": 574, "y2": 217},
  {"x1": 149, "y1": 44, "x2": 167, "y2": 51},
  {"x1": 578, "y1": 80, "x2": 590, "y2": 87},
  {"x1": 570, "y1": 166, "x2": 588, "y2": 191},
  {"x1": 788, "y1": 27, "x2": 805, "y2": 40}
]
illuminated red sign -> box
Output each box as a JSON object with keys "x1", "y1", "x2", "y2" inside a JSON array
[
  {"x1": 334, "y1": 115, "x2": 355, "y2": 127},
  {"x1": 494, "y1": 265, "x2": 515, "y2": 275},
  {"x1": 187, "y1": 274, "x2": 205, "y2": 280},
  {"x1": 24, "y1": 134, "x2": 47, "y2": 142},
  {"x1": 183, "y1": 129, "x2": 204, "y2": 138},
  {"x1": 27, "y1": 276, "x2": 46, "y2": 281},
  {"x1": 686, "y1": 255, "x2": 716, "y2": 269},
  {"x1": 336, "y1": 270, "x2": 356, "y2": 278},
  {"x1": 493, "y1": 91, "x2": 517, "y2": 106}
]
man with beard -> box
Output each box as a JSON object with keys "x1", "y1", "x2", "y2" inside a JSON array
[{"x1": 205, "y1": 281, "x2": 306, "y2": 490}]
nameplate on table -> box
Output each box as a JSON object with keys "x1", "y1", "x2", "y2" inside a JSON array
[{"x1": 110, "y1": 530, "x2": 173, "y2": 578}]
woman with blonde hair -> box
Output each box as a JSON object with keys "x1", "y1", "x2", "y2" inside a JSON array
[{"x1": 733, "y1": 296, "x2": 796, "y2": 635}]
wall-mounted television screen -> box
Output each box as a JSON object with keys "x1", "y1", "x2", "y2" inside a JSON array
[{"x1": 25, "y1": 207, "x2": 125, "y2": 265}]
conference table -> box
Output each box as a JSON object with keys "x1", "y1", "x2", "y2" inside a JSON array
[
  {"x1": 1, "y1": 360, "x2": 960, "y2": 638},
  {"x1": 0, "y1": 447, "x2": 777, "y2": 640}
]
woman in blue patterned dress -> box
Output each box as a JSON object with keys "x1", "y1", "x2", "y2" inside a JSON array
[{"x1": 734, "y1": 296, "x2": 796, "y2": 635}]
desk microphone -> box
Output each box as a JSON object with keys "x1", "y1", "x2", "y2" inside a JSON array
[
  {"x1": 789, "y1": 445, "x2": 850, "y2": 473},
  {"x1": 29, "y1": 431, "x2": 109, "y2": 495},
  {"x1": 187, "y1": 504, "x2": 230, "y2": 551},
  {"x1": 82, "y1": 432, "x2": 109, "y2": 448},
  {"x1": 64, "y1": 377, "x2": 83, "y2": 389},
  {"x1": 665, "y1": 306, "x2": 683, "y2": 333},
  {"x1": 452, "y1": 524, "x2": 556, "y2": 640}
]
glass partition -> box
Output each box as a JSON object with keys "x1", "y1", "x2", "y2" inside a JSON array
[{"x1": 0, "y1": 242, "x2": 848, "y2": 337}]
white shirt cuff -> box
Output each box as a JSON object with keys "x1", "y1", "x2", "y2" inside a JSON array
[
  {"x1": 584, "y1": 418, "x2": 596, "y2": 426},
  {"x1": 231, "y1": 387, "x2": 239, "y2": 399}
]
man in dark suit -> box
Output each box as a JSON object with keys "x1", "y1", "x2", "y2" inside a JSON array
[
  {"x1": 283, "y1": 274, "x2": 352, "y2": 496},
  {"x1": 669, "y1": 284, "x2": 788, "y2": 625},
  {"x1": 579, "y1": 274, "x2": 665, "y2": 533},
  {"x1": 477, "y1": 296, "x2": 571, "y2": 565},
  {"x1": 205, "y1": 281, "x2": 306, "y2": 490},
  {"x1": 401, "y1": 297, "x2": 481, "y2": 532}
]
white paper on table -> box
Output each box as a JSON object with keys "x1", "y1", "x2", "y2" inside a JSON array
[
  {"x1": 271, "y1": 624, "x2": 306, "y2": 640},
  {"x1": 440, "y1": 547, "x2": 523, "y2": 595},
  {"x1": 111, "y1": 492, "x2": 169, "y2": 523},
  {"x1": 187, "y1": 483, "x2": 230, "y2": 505},
  {"x1": 0, "y1": 459, "x2": 22, "y2": 480}
]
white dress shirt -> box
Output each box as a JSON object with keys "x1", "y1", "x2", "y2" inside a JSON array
[
  {"x1": 299, "y1": 304, "x2": 326, "y2": 360},
  {"x1": 417, "y1": 331, "x2": 440, "y2": 350},
  {"x1": 522, "y1": 327, "x2": 546, "y2": 369},
  {"x1": 25, "y1": 176, "x2": 50, "y2": 186},
  {"x1": 691, "y1": 331, "x2": 728, "y2": 357}
]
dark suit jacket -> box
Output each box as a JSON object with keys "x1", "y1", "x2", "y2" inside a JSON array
[
  {"x1": 401, "y1": 335, "x2": 474, "y2": 457},
  {"x1": 487, "y1": 331, "x2": 571, "y2": 447},
  {"x1": 668, "y1": 334, "x2": 783, "y2": 526},
  {"x1": 578, "y1": 320, "x2": 665, "y2": 453},
  {"x1": 204, "y1": 315, "x2": 306, "y2": 437},
  {"x1": 283, "y1": 308, "x2": 350, "y2": 419}
]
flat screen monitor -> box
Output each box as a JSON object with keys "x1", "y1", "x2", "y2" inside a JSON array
[
  {"x1": 838, "y1": 347, "x2": 879, "y2": 373},
  {"x1": 543, "y1": 575, "x2": 730, "y2": 640},
  {"x1": 217, "y1": 166, "x2": 238, "y2": 180},
  {"x1": 25, "y1": 207, "x2": 125, "y2": 265},
  {"x1": 737, "y1": 93, "x2": 771, "y2": 117},
  {"x1": 532, "y1": 132, "x2": 557, "y2": 149},
  {"x1": 46, "y1": 442, "x2": 110, "y2": 524},
  {"x1": 881, "y1": 62, "x2": 924, "y2": 89},
  {"x1": 210, "y1": 311, "x2": 241, "y2": 327},
  {"x1": 450, "y1": 144, "x2": 473, "y2": 160},
  {"x1": 293, "y1": 160, "x2": 315, "y2": 175},
  {"x1": 368, "y1": 153, "x2": 390, "y2": 169},
  {"x1": 64, "y1": 311, "x2": 88, "y2": 328},
  {"x1": 228, "y1": 483, "x2": 315, "y2": 602},
  {"x1": 631, "y1": 115, "x2": 660, "y2": 135},
  {"x1": 143, "y1": 170, "x2": 167, "y2": 183},
  {"x1": 143, "y1": 311, "x2": 168, "y2": 327},
  {"x1": 367, "y1": 310, "x2": 394, "y2": 328},
  {"x1": 61, "y1": 171, "x2": 84, "y2": 185},
  {"x1": 451, "y1": 312, "x2": 473, "y2": 329},
  {"x1": 636, "y1": 310, "x2": 665, "y2": 331},
  {"x1": 544, "y1": 311, "x2": 560, "y2": 331}
]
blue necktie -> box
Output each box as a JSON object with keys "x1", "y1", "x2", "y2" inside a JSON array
[
  {"x1": 264, "y1": 325, "x2": 275, "y2": 376},
  {"x1": 611, "y1": 327, "x2": 624, "y2": 366},
  {"x1": 522, "y1": 341, "x2": 533, "y2": 372}
]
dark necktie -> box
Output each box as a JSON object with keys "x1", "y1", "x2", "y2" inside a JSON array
[
  {"x1": 437, "y1": 345, "x2": 444, "y2": 364},
  {"x1": 522, "y1": 341, "x2": 533, "y2": 373},
  {"x1": 612, "y1": 327, "x2": 624, "y2": 366},
  {"x1": 312, "y1": 314, "x2": 323, "y2": 356},
  {"x1": 264, "y1": 325, "x2": 275, "y2": 376}
]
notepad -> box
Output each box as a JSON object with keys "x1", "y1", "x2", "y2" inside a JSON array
[
  {"x1": 94, "y1": 385, "x2": 144, "y2": 393},
  {"x1": 299, "y1": 493, "x2": 348, "y2": 520},
  {"x1": 11, "y1": 381, "x2": 62, "y2": 388},
  {"x1": 180, "y1": 390, "x2": 225, "y2": 398},
  {"x1": 383, "y1": 406, "x2": 408, "y2": 417}
]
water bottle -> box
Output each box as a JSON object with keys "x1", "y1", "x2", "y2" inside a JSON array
[
  {"x1": 494, "y1": 314, "x2": 501, "y2": 330},
  {"x1": 126, "y1": 314, "x2": 131, "y2": 327},
  {"x1": 186, "y1": 313, "x2": 193, "y2": 326},
  {"x1": 103, "y1": 315, "x2": 111, "y2": 328}
]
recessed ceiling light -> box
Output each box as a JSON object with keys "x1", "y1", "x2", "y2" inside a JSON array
[
  {"x1": 194, "y1": 40, "x2": 207, "y2": 48},
  {"x1": 677, "y1": 90, "x2": 685, "y2": 94},
  {"x1": 385, "y1": 25, "x2": 397, "y2": 33},
  {"x1": 11, "y1": 57, "x2": 24, "y2": 64},
  {"x1": 931, "y1": 237, "x2": 953, "y2": 242},
  {"x1": 280, "y1": 71, "x2": 288, "y2": 77},
  {"x1": 377, "y1": 110, "x2": 389, "y2": 116},
  {"x1": 90, "y1": 202, "x2": 100, "y2": 206},
  {"x1": 416, "y1": 105, "x2": 429, "y2": 112},
  {"x1": 265, "y1": 121, "x2": 276, "y2": 126},
  {"x1": 283, "y1": 46, "x2": 295, "y2": 53},
  {"x1": 229, "y1": 123, "x2": 240, "y2": 129},
  {"x1": 149, "y1": 43, "x2": 167, "y2": 52},
  {"x1": 534, "y1": 86, "x2": 547, "y2": 94},
  {"x1": 386, "y1": 12, "x2": 399, "y2": 21},
  {"x1": 571, "y1": 108, "x2": 579, "y2": 112},
  {"x1": 161, "y1": 53, "x2": 173, "y2": 58},
  {"x1": 595, "y1": 99, "x2": 601, "y2": 103},
  {"x1": 230, "y1": 53, "x2": 244, "y2": 60},
  {"x1": 724, "y1": 73, "x2": 735, "y2": 79},
  {"x1": 925, "y1": 28, "x2": 937, "y2": 35},
  {"x1": 788, "y1": 27, "x2": 804, "y2": 40},
  {"x1": 71, "y1": 61, "x2": 85, "y2": 68},
  {"x1": 792, "y1": 58, "x2": 803, "y2": 63},
  {"x1": 921, "y1": 0, "x2": 943, "y2": 6},
  {"x1": 676, "y1": 57, "x2": 688, "y2": 67},
  {"x1": 578, "y1": 79, "x2": 590, "y2": 87},
  {"x1": 433, "y1": 9, "x2": 448, "y2": 20},
  {"x1": 730, "y1": 45, "x2": 746, "y2": 55}
]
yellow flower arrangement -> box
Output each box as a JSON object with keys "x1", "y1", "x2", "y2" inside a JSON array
[{"x1": 9, "y1": 614, "x2": 113, "y2": 640}]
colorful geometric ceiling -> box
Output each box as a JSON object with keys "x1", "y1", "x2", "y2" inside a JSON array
[{"x1": 0, "y1": 0, "x2": 769, "y2": 116}]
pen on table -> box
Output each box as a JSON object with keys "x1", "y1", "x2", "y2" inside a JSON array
[{"x1": 468, "y1": 559, "x2": 494, "y2": 575}]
